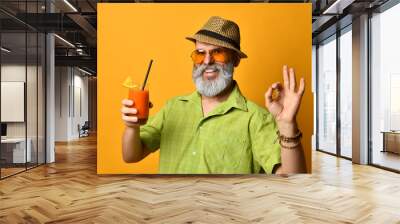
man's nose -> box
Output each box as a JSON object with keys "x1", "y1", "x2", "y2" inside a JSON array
[{"x1": 203, "y1": 52, "x2": 214, "y2": 65}]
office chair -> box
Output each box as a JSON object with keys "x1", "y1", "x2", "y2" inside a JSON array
[{"x1": 79, "y1": 121, "x2": 90, "y2": 138}]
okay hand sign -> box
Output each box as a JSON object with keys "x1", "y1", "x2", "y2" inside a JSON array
[{"x1": 265, "y1": 65, "x2": 305, "y2": 125}]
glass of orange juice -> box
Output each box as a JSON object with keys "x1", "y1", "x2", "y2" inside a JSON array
[{"x1": 128, "y1": 85, "x2": 149, "y2": 125}]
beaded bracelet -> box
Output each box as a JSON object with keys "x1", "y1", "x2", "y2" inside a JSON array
[
  {"x1": 276, "y1": 130, "x2": 303, "y2": 143},
  {"x1": 279, "y1": 139, "x2": 301, "y2": 149},
  {"x1": 275, "y1": 130, "x2": 302, "y2": 149}
]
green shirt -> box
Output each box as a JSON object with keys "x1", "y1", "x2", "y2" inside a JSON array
[{"x1": 140, "y1": 82, "x2": 281, "y2": 174}]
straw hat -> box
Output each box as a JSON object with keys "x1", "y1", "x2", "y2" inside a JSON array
[{"x1": 186, "y1": 16, "x2": 247, "y2": 58}]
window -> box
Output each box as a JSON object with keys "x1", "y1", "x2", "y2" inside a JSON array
[
  {"x1": 317, "y1": 35, "x2": 337, "y2": 154},
  {"x1": 371, "y1": 2, "x2": 400, "y2": 171},
  {"x1": 339, "y1": 27, "x2": 352, "y2": 158}
]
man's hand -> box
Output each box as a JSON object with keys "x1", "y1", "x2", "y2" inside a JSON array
[
  {"x1": 121, "y1": 99, "x2": 153, "y2": 163},
  {"x1": 264, "y1": 65, "x2": 305, "y2": 136},
  {"x1": 121, "y1": 99, "x2": 153, "y2": 129},
  {"x1": 121, "y1": 99, "x2": 140, "y2": 129}
]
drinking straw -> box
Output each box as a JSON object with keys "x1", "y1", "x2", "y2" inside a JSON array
[{"x1": 142, "y1": 59, "x2": 153, "y2": 90}]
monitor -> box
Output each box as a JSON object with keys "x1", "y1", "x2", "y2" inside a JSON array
[{"x1": 1, "y1": 123, "x2": 7, "y2": 137}]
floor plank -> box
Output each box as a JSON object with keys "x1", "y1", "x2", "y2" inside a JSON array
[{"x1": 1, "y1": 134, "x2": 400, "y2": 223}]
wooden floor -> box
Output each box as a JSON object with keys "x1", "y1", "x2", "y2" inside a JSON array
[
  {"x1": 1, "y1": 135, "x2": 400, "y2": 223},
  {"x1": 0, "y1": 167, "x2": 26, "y2": 178},
  {"x1": 1, "y1": 163, "x2": 44, "y2": 178},
  {"x1": 372, "y1": 151, "x2": 400, "y2": 171}
]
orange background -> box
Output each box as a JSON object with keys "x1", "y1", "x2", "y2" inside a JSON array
[{"x1": 97, "y1": 3, "x2": 312, "y2": 174}]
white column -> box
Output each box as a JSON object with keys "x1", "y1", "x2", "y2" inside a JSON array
[
  {"x1": 45, "y1": 1, "x2": 55, "y2": 163},
  {"x1": 46, "y1": 33, "x2": 55, "y2": 163},
  {"x1": 352, "y1": 14, "x2": 369, "y2": 164}
]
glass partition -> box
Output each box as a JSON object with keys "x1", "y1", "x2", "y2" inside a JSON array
[
  {"x1": 1, "y1": 30, "x2": 28, "y2": 177},
  {"x1": 0, "y1": 1, "x2": 46, "y2": 179}
]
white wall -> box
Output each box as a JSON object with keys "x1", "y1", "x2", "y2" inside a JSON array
[
  {"x1": 72, "y1": 72, "x2": 89, "y2": 138},
  {"x1": 54, "y1": 67, "x2": 89, "y2": 141},
  {"x1": 1, "y1": 65, "x2": 28, "y2": 141},
  {"x1": 55, "y1": 66, "x2": 69, "y2": 141},
  {"x1": 1, "y1": 65, "x2": 39, "y2": 137}
]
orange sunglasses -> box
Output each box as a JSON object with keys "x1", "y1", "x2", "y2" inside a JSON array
[{"x1": 190, "y1": 48, "x2": 233, "y2": 64}]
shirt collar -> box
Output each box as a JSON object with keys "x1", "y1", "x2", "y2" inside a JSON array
[{"x1": 178, "y1": 81, "x2": 248, "y2": 113}]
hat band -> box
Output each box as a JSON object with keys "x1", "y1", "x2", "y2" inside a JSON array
[{"x1": 196, "y1": 29, "x2": 240, "y2": 50}]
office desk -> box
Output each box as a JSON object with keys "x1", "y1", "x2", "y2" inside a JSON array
[
  {"x1": 381, "y1": 131, "x2": 400, "y2": 154},
  {"x1": 1, "y1": 138, "x2": 31, "y2": 163}
]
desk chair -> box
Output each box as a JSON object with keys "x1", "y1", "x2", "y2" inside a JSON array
[{"x1": 78, "y1": 121, "x2": 90, "y2": 138}]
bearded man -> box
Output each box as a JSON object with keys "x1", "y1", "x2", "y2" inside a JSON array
[{"x1": 121, "y1": 16, "x2": 306, "y2": 174}]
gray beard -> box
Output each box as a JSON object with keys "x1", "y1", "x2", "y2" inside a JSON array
[{"x1": 192, "y1": 63, "x2": 234, "y2": 97}]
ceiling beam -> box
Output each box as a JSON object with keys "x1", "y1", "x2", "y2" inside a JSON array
[
  {"x1": 55, "y1": 55, "x2": 96, "y2": 71},
  {"x1": 67, "y1": 13, "x2": 97, "y2": 39}
]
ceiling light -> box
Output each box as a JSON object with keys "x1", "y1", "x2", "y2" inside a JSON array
[
  {"x1": 54, "y1": 34, "x2": 75, "y2": 48},
  {"x1": 78, "y1": 67, "x2": 93, "y2": 76},
  {"x1": 63, "y1": 0, "x2": 78, "y2": 12},
  {"x1": 1, "y1": 47, "x2": 11, "y2": 53},
  {"x1": 322, "y1": 0, "x2": 354, "y2": 15}
]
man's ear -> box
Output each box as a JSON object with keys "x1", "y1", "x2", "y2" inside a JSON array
[{"x1": 234, "y1": 56, "x2": 241, "y2": 67}]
